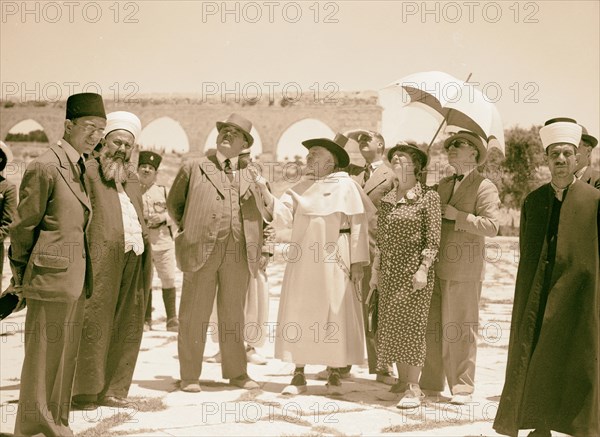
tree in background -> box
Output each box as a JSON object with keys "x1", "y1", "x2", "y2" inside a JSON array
[{"x1": 498, "y1": 125, "x2": 546, "y2": 209}]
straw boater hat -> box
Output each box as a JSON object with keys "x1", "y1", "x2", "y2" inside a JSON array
[
  {"x1": 65, "y1": 92, "x2": 106, "y2": 120},
  {"x1": 443, "y1": 130, "x2": 488, "y2": 163},
  {"x1": 387, "y1": 141, "x2": 429, "y2": 168},
  {"x1": 104, "y1": 111, "x2": 142, "y2": 141},
  {"x1": 539, "y1": 118, "x2": 582, "y2": 150},
  {"x1": 302, "y1": 133, "x2": 350, "y2": 168},
  {"x1": 216, "y1": 113, "x2": 254, "y2": 146},
  {"x1": 580, "y1": 125, "x2": 598, "y2": 148},
  {"x1": 138, "y1": 151, "x2": 162, "y2": 170}
]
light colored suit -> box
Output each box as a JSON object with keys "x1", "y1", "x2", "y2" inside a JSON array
[
  {"x1": 167, "y1": 155, "x2": 267, "y2": 382},
  {"x1": 9, "y1": 141, "x2": 92, "y2": 436},
  {"x1": 421, "y1": 170, "x2": 500, "y2": 395}
]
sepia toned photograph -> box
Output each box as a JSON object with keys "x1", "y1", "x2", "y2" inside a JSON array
[{"x1": 0, "y1": 1, "x2": 598, "y2": 436}]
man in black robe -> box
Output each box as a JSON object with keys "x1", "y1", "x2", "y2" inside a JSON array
[{"x1": 494, "y1": 118, "x2": 599, "y2": 437}]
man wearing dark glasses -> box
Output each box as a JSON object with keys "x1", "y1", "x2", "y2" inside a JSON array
[{"x1": 420, "y1": 130, "x2": 500, "y2": 405}]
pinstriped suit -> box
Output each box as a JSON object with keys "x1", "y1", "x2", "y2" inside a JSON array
[{"x1": 167, "y1": 155, "x2": 266, "y2": 382}]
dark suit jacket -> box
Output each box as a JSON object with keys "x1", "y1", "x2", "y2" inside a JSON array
[
  {"x1": 9, "y1": 142, "x2": 92, "y2": 301},
  {"x1": 347, "y1": 162, "x2": 395, "y2": 253},
  {"x1": 167, "y1": 155, "x2": 266, "y2": 276},
  {"x1": 435, "y1": 170, "x2": 500, "y2": 282},
  {"x1": 579, "y1": 166, "x2": 600, "y2": 189}
]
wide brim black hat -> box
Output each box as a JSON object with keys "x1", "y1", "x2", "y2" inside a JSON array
[{"x1": 302, "y1": 133, "x2": 350, "y2": 168}]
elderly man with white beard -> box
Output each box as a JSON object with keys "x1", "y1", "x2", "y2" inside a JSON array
[{"x1": 72, "y1": 111, "x2": 152, "y2": 409}]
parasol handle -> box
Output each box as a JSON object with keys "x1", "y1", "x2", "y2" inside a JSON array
[{"x1": 426, "y1": 72, "x2": 473, "y2": 153}]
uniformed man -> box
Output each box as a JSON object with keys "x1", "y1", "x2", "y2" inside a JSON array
[{"x1": 138, "y1": 150, "x2": 179, "y2": 332}]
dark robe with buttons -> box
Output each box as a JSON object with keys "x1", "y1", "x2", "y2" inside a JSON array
[{"x1": 494, "y1": 180, "x2": 600, "y2": 437}]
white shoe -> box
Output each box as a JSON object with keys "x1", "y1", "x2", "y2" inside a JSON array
[
  {"x1": 396, "y1": 384, "x2": 424, "y2": 409},
  {"x1": 246, "y1": 347, "x2": 267, "y2": 365},
  {"x1": 449, "y1": 393, "x2": 472, "y2": 405}
]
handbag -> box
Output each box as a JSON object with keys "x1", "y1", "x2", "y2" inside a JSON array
[{"x1": 366, "y1": 287, "x2": 379, "y2": 335}]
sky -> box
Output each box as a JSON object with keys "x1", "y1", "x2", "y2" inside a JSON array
[{"x1": 1, "y1": 0, "x2": 598, "y2": 154}]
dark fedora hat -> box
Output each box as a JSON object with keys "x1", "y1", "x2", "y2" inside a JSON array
[
  {"x1": 302, "y1": 133, "x2": 350, "y2": 168},
  {"x1": 580, "y1": 125, "x2": 598, "y2": 148},
  {"x1": 387, "y1": 141, "x2": 429, "y2": 168},
  {"x1": 216, "y1": 113, "x2": 254, "y2": 146}
]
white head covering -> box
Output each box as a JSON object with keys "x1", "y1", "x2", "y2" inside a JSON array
[
  {"x1": 104, "y1": 111, "x2": 142, "y2": 140},
  {"x1": 539, "y1": 118, "x2": 582, "y2": 150}
]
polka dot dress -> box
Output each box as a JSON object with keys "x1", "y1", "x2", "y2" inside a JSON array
[{"x1": 375, "y1": 183, "x2": 441, "y2": 368}]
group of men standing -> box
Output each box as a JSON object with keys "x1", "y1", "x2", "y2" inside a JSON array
[{"x1": 3, "y1": 91, "x2": 598, "y2": 437}]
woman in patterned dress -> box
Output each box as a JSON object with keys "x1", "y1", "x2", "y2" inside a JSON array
[{"x1": 370, "y1": 142, "x2": 441, "y2": 408}]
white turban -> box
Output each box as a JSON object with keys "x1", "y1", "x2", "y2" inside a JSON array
[
  {"x1": 104, "y1": 111, "x2": 142, "y2": 140},
  {"x1": 539, "y1": 120, "x2": 582, "y2": 150}
]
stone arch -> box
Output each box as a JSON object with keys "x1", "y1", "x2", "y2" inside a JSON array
[
  {"x1": 137, "y1": 116, "x2": 190, "y2": 154},
  {"x1": 4, "y1": 119, "x2": 49, "y2": 142},
  {"x1": 275, "y1": 118, "x2": 335, "y2": 161}
]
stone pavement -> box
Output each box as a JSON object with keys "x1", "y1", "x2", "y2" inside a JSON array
[{"x1": 0, "y1": 237, "x2": 563, "y2": 436}]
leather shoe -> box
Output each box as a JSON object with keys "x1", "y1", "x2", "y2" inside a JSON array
[
  {"x1": 99, "y1": 396, "x2": 129, "y2": 407},
  {"x1": 230, "y1": 374, "x2": 260, "y2": 390},
  {"x1": 449, "y1": 393, "x2": 472, "y2": 405},
  {"x1": 71, "y1": 398, "x2": 97, "y2": 410},
  {"x1": 527, "y1": 429, "x2": 551, "y2": 437},
  {"x1": 181, "y1": 381, "x2": 202, "y2": 392}
]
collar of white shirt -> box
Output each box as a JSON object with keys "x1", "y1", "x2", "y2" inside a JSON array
[
  {"x1": 216, "y1": 151, "x2": 238, "y2": 171},
  {"x1": 58, "y1": 139, "x2": 84, "y2": 164},
  {"x1": 369, "y1": 159, "x2": 384, "y2": 172},
  {"x1": 453, "y1": 167, "x2": 476, "y2": 192}
]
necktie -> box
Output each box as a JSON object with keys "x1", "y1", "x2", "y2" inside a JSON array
[
  {"x1": 77, "y1": 158, "x2": 87, "y2": 188},
  {"x1": 453, "y1": 173, "x2": 464, "y2": 182},
  {"x1": 363, "y1": 165, "x2": 371, "y2": 186},
  {"x1": 224, "y1": 158, "x2": 234, "y2": 182}
]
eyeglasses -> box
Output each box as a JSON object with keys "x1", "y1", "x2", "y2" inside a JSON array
[
  {"x1": 446, "y1": 139, "x2": 473, "y2": 150},
  {"x1": 73, "y1": 121, "x2": 105, "y2": 136}
]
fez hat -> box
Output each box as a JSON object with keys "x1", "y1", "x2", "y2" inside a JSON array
[
  {"x1": 105, "y1": 111, "x2": 142, "y2": 140},
  {"x1": 66, "y1": 92, "x2": 106, "y2": 120},
  {"x1": 387, "y1": 141, "x2": 429, "y2": 168},
  {"x1": 444, "y1": 130, "x2": 488, "y2": 163},
  {"x1": 138, "y1": 151, "x2": 162, "y2": 170},
  {"x1": 539, "y1": 118, "x2": 582, "y2": 150},
  {"x1": 216, "y1": 113, "x2": 254, "y2": 146},
  {"x1": 580, "y1": 125, "x2": 598, "y2": 148},
  {"x1": 302, "y1": 133, "x2": 350, "y2": 168}
]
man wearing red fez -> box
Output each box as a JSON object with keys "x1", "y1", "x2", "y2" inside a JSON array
[
  {"x1": 495, "y1": 118, "x2": 599, "y2": 437},
  {"x1": 6, "y1": 92, "x2": 106, "y2": 436}
]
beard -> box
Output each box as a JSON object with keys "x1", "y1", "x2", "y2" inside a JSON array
[{"x1": 99, "y1": 151, "x2": 130, "y2": 184}]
